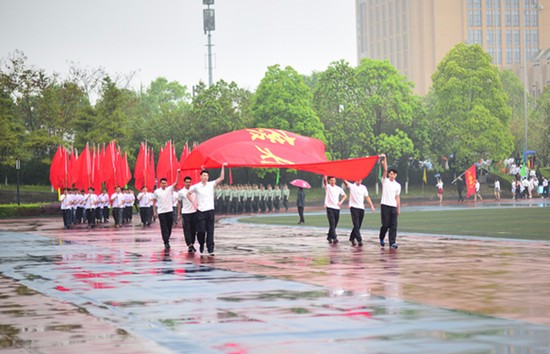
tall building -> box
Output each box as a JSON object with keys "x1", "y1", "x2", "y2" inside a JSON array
[{"x1": 356, "y1": 0, "x2": 550, "y2": 96}]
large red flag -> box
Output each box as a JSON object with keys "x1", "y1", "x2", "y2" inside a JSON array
[
  {"x1": 103, "y1": 141, "x2": 118, "y2": 194},
  {"x1": 75, "y1": 144, "x2": 92, "y2": 190},
  {"x1": 180, "y1": 128, "x2": 378, "y2": 181},
  {"x1": 50, "y1": 146, "x2": 68, "y2": 190},
  {"x1": 464, "y1": 164, "x2": 477, "y2": 198},
  {"x1": 147, "y1": 147, "x2": 156, "y2": 189},
  {"x1": 134, "y1": 143, "x2": 146, "y2": 190},
  {"x1": 156, "y1": 141, "x2": 178, "y2": 185},
  {"x1": 122, "y1": 151, "x2": 132, "y2": 187},
  {"x1": 92, "y1": 145, "x2": 103, "y2": 193},
  {"x1": 68, "y1": 147, "x2": 79, "y2": 189}
]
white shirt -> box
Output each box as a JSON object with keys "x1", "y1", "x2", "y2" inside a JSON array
[
  {"x1": 98, "y1": 193, "x2": 109, "y2": 208},
  {"x1": 146, "y1": 192, "x2": 155, "y2": 207},
  {"x1": 324, "y1": 184, "x2": 345, "y2": 210},
  {"x1": 475, "y1": 181, "x2": 480, "y2": 192},
  {"x1": 111, "y1": 192, "x2": 124, "y2": 208},
  {"x1": 348, "y1": 183, "x2": 369, "y2": 209},
  {"x1": 85, "y1": 193, "x2": 98, "y2": 209},
  {"x1": 189, "y1": 181, "x2": 216, "y2": 212},
  {"x1": 137, "y1": 192, "x2": 151, "y2": 208},
  {"x1": 154, "y1": 185, "x2": 175, "y2": 214},
  {"x1": 380, "y1": 177, "x2": 401, "y2": 207},
  {"x1": 60, "y1": 194, "x2": 71, "y2": 210},
  {"x1": 178, "y1": 187, "x2": 197, "y2": 214},
  {"x1": 494, "y1": 180, "x2": 500, "y2": 191},
  {"x1": 172, "y1": 191, "x2": 179, "y2": 207}
]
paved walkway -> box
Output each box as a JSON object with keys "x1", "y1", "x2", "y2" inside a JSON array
[{"x1": 1, "y1": 209, "x2": 550, "y2": 353}]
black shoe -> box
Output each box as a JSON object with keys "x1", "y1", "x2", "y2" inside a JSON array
[
  {"x1": 333, "y1": 239, "x2": 339, "y2": 244},
  {"x1": 380, "y1": 240, "x2": 385, "y2": 247},
  {"x1": 391, "y1": 243, "x2": 398, "y2": 249},
  {"x1": 199, "y1": 245, "x2": 205, "y2": 253},
  {"x1": 351, "y1": 240, "x2": 356, "y2": 246},
  {"x1": 357, "y1": 242, "x2": 363, "y2": 247},
  {"x1": 191, "y1": 245, "x2": 197, "y2": 253},
  {"x1": 188, "y1": 246, "x2": 195, "y2": 253},
  {"x1": 327, "y1": 239, "x2": 332, "y2": 244},
  {"x1": 164, "y1": 243, "x2": 171, "y2": 249}
]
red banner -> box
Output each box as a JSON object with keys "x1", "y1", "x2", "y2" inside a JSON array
[
  {"x1": 180, "y1": 128, "x2": 378, "y2": 181},
  {"x1": 464, "y1": 164, "x2": 477, "y2": 198}
]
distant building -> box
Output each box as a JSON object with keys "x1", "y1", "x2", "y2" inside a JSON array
[{"x1": 356, "y1": 0, "x2": 550, "y2": 96}]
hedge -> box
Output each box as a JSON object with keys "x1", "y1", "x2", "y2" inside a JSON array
[{"x1": 0, "y1": 203, "x2": 61, "y2": 218}]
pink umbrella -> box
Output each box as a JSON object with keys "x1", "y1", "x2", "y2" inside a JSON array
[{"x1": 290, "y1": 179, "x2": 311, "y2": 189}]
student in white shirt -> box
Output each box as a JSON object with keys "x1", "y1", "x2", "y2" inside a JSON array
[
  {"x1": 378, "y1": 154, "x2": 401, "y2": 249},
  {"x1": 178, "y1": 176, "x2": 198, "y2": 253},
  {"x1": 323, "y1": 175, "x2": 347, "y2": 244},
  {"x1": 60, "y1": 188, "x2": 73, "y2": 229},
  {"x1": 137, "y1": 186, "x2": 152, "y2": 227},
  {"x1": 153, "y1": 171, "x2": 180, "y2": 249},
  {"x1": 343, "y1": 179, "x2": 375, "y2": 247},
  {"x1": 110, "y1": 186, "x2": 124, "y2": 227},
  {"x1": 188, "y1": 163, "x2": 227, "y2": 256}
]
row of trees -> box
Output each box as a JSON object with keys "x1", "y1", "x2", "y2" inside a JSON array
[{"x1": 1, "y1": 44, "x2": 549, "y2": 186}]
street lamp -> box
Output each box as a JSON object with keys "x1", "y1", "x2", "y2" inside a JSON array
[
  {"x1": 203, "y1": 0, "x2": 215, "y2": 86},
  {"x1": 16, "y1": 159, "x2": 21, "y2": 205}
]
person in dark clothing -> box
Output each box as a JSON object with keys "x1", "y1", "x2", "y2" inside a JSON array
[
  {"x1": 296, "y1": 187, "x2": 305, "y2": 224},
  {"x1": 456, "y1": 176, "x2": 465, "y2": 202}
]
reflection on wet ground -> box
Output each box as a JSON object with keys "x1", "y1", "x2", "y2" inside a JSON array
[{"x1": 1, "y1": 212, "x2": 550, "y2": 353}]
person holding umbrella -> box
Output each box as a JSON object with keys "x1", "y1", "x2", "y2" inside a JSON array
[{"x1": 290, "y1": 179, "x2": 310, "y2": 224}]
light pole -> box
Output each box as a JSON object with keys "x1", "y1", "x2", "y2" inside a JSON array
[
  {"x1": 16, "y1": 159, "x2": 21, "y2": 205},
  {"x1": 203, "y1": 0, "x2": 215, "y2": 86},
  {"x1": 521, "y1": 1, "x2": 531, "y2": 176}
]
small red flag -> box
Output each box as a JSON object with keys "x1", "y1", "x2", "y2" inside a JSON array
[{"x1": 464, "y1": 164, "x2": 477, "y2": 198}]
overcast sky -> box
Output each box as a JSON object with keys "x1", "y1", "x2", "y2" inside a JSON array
[{"x1": 0, "y1": 0, "x2": 357, "y2": 92}]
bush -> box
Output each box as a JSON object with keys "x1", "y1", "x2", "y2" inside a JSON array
[{"x1": 0, "y1": 203, "x2": 60, "y2": 218}]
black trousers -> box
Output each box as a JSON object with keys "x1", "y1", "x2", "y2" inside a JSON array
[
  {"x1": 112, "y1": 207, "x2": 123, "y2": 226},
  {"x1": 283, "y1": 197, "x2": 288, "y2": 211},
  {"x1": 196, "y1": 209, "x2": 215, "y2": 253},
  {"x1": 87, "y1": 208, "x2": 96, "y2": 226},
  {"x1": 326, "y1": 207, "x2": 340, "y2": 241},
  {"x1": 297, "y1": 206, "x2": 304, "y2": 222},
  {"x1": 62, "y1": 209, "x2": 72, "y2": 228},
  {"x1": 350, "y1": 207, "x2": 365, "y2": 242},
  {"x1": 379, "y1": 204, "x2": 398, "y2": 245},
  {"x1": 182, "y1": 212, "x2": 197, "y2": 246},
  {"x1": 158, "y1": 212, "x2": 173, "y2": 246},
  {"x1": 102, "y1": 207, "x2": 110, "y2": 222},
  {"x1": 139, "y1": 206, "x2": 151, "y2": 225}
]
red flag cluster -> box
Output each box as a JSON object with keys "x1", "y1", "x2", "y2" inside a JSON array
[
  {"x1": 133, "y1": 142, "x2": 156, "y2": 191},
  {"x1": 50, "y1": 142, "x2": 131, "y2": 194}
]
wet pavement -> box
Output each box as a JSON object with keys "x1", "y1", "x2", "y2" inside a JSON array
[{"x1": 1, "y1": 204, "x2": 550, "y2": 353}]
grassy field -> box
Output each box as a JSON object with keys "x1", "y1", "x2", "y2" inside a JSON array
[{"x1": 239, "y1": 206, "x2": 550, "y2": 241}]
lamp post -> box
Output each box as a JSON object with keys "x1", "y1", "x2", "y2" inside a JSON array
[
  {"x1": 203, "y1": 0, "x2": 215, "y2": 86},
  {"x1": 521, "y1": 1, "x2": 531, "y2": 176},
  {"x1": 16, "y1": 159, "x2": 21, "y2": 205}
]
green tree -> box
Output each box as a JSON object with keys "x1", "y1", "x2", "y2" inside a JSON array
[
  {"x1": 189, "y1": 80, "x2": 253, "y2": 143},
  {"x1": 531, "y1": 86, "x2": 550, "y2": 166},
  {"x1": 133, "y1": 77, "x2": 191, "y2": 151},
  {"x1": 251, "y1": 65, "x2": 325, "y2": 142},
  {"x1": 499, "y1": 69, "x2": 535, "y2": 157},
  {"x1": 356, "y1": 58, "x2": 416, "y2": 137},
  {"x1": 74, "y1": 76, "x2": 138, "y2": 150},
  {"x1": 427, "y1": 44, "x2": 513, "y2": 171},
  {"x1": 312, "y1": 60, "x2": 372, "y2": 159},
  {"x1": 0, "y1": 85, "x2": 23, "y2": 167}
]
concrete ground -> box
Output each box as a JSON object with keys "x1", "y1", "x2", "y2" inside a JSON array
[{"x1": 1, "y1": 202, "x2": 550, "y2": 353}]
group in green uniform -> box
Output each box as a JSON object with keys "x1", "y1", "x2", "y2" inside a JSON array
[{"x1": 215, "y1": 184, "x2": 290, "y2": 214}]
